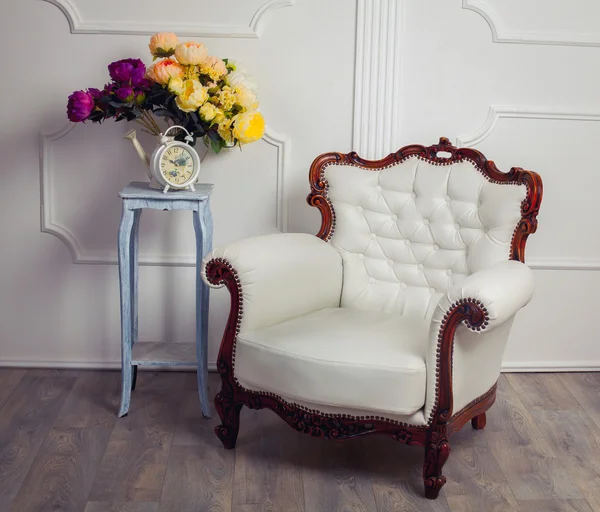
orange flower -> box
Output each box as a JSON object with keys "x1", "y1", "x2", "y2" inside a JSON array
[
  {"x1": 147, "y1": 59, "x2": 184, "y2": 85},
  {"x1": 148, "y1": 32, "x2": 179, "y2": 59}
]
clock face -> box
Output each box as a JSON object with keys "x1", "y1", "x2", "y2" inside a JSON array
[{"x1": 159, "y1": 145, "x2": 195, "y2": 185}]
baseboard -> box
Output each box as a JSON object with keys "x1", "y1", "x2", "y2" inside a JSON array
[
  {"x1": 0, "y1": 358, "x2": 218, "y2": 372},
  {"x1": 1, "y1": 358, "x2": 599, "y2": 373},
  {"x1": 501, "y1": 361, "x2": 600, "y2": 372}
]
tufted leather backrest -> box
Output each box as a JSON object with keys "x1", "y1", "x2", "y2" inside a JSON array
[{"x1": 308, "y1": 140, "x2": 533, "y2": 321}]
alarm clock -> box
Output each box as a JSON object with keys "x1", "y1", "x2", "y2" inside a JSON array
[{"x1": 150, "y1": 126, "x2": 201, "y2": 193}]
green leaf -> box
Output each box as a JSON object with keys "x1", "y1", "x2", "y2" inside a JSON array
[{"x1": 209, "y1": 138, "x2": 222, "y2": 153}]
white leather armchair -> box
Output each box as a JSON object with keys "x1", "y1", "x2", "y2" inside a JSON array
[{"x1": 202, "y1": 137, "x2": 543, "y2": 499}]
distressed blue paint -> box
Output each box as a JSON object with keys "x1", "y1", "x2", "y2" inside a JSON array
[
  {"x1": 194, "y1": 198, "x2": 213, "y2": 418},
  {"x1": 117, "y1": 181, "x2": 214, "y2": 418}
]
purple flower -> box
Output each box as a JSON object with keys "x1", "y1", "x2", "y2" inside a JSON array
[
  {"x1": 88, "y1": 87, "x2": 103, "y2": 99},
  {"x1": 115, "y1": 86, "x2": 134, "y2": 102},
  {"x1": 108, "y1": 58, "x2": 147, "y2": 87},
  {"x1": 67, "y1": 90, "x2": 95, "y2": 122}
]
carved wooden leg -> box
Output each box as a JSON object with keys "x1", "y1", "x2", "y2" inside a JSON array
[
  {"x1": 214, "y1": 389, "x2": 242, "y2": 449},
  {"x1": 423, "y1": 430, "x2": 451, "y2": 499},
  {"x1": 471, "y1": 412, "x2": 487, "y2": 430}
]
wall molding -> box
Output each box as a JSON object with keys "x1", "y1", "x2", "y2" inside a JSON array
[
  {"x1": 39, "y1": 123, "x2": 290, "y2": 266},
  {"x1": 457, "y1": 105, "x2": 600, "y2": 148},
  {"x1": 528, "y1": 257, "x2": 600, "y2": 271},
  {"x1": 463, "y1": 0, "x2": 600, "y2": 47},
  {"x1": 353, "y1": 0, "x2": 402, "y2": 160},
  {"x1": 42, "y1": 0, "x2": 294, "y2": 38},
  {"x1": 458, "y1": 105, "x2": 600, "y2": 272}
]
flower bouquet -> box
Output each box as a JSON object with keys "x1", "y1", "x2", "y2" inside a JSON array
[{"x1": 66, "y1": 32, "x2": 265, "y2": 153}]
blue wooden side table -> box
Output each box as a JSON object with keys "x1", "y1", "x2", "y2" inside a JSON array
[{"x1": 117, "y1": 181, "x2": 213, "y2": 418}]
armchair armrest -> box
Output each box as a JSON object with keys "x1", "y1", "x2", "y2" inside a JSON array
[
  {"x1": 425, "y1": 260, "x2": 535, "y2": 422},
  {"x1": 438, "y1": 260, "x2": 534, "y2": 332},
  {"x1": 202, "y1": 233, "x2": 343, "y2": 332}
]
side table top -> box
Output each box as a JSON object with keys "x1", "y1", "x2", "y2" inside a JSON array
[{"x1": 119, "y1": 181, "x2": 214, "y2": 200}]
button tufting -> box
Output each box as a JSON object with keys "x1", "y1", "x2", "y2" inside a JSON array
[
  {"x1": 391, "y1": 214, "x2": 398, "y2": 221},
  {"x1": 430, "y1": 287, "x2": 436, "y2": 293},
  {"x1": 375, "y1": 185, "x2": 382, "y2": 191},
  {"x1": 404, "y1": 239, "x2": 411, "y2": 246},
  {"x1": 357, "y1": 206, "x2": 363, "y2": 213},
  {"x1": 454, "y1": 223, "x2": 460, "y2": 229},
  {"x1": 358, "y1": 254, "x2": 365, "y2": 260},
  {"x1": 411, "y1": 192, "x2": 416, "y2": 199},
  {"x1": 368, "y1": 277, "x2": 375, "y2": 284},
  {"x1": 417, "y1": 264, "x2": 424, "y2": 270},
  {"x1": 433, "y1": 244, "x2": 440, "y2": 250},
  {"x1": 423, "y1": 219, "x2": 430, "y2": 225},
  {"x1": 445, "y1": 195, "x2": 451, "y2": 202},
  {"x1": 388, "y1": 259, "x2": 394, "y2": 266},
  {"x1": 370, "y1": 233, "x2": 376, "y2": 239},
  {"x1": 446, "y1": 269, "x2": 452, "y2": 276},
  {"x1": 400, "y1": 283, "x2": 407, "y2": 289}
]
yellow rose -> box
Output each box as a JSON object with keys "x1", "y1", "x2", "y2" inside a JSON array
[
  {"x1": 149, "y1": 32, "x2": 179, "y2": 59},
  {"x1": 217, "y1": 86, "x2": 236, "y2": 112},
  {"x1": 175, "y1": 79, "x2": 208, "y2": 112},
  {"x1": 234, "y1": 85, "x2": 259, "y2": 111},
  {"x1": 200, "y1": 56, "x2": 228, "y2": 81},
  {"x1": 168, "y1": 77, "x2": 185, "y2": 95},
  {"x1": 213, "y1": 108, "x2": 226, "y2": 123},
  {"x1": 147, "y1": 59, "x2": 184, "y2": 85},
  {"x1": 217, "y1": 119, "x2": 234, "y2": 144},
  {"x1": 199, "y1": 103, "x2": 218, "y2": 122},
  {"x1": 174, "y1": 41, "x2": 208, "y2": 66},
  {"x1": 232, "y1": 111, "x2": 265, "y2": 144}
]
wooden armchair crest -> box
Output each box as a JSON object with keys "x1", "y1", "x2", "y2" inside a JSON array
[{"x1": 203, "y1": 137, "x2": 543, "y2": 498}]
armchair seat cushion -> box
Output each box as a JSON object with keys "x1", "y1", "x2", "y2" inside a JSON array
[{"x1": 235, "y1": 307, "x2": 429, "y2": 416}]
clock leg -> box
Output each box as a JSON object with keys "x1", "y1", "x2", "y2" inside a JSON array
[
  {"x1": 163, "y1": 184, "x2": 170, "y2": 193},
  {"x1": 189, "y1": 183, "x2": 196, "y2": 192},
  {"x1": 118, "y1": 205, "x2": 135, "y2": 418},
  {"x1": 194, "y1": 200, "x2": 213, "y2": 418}
]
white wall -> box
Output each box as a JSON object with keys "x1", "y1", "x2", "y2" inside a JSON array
[{"x1": 1, "y1": 0, "x2": 598, "y2": 370}]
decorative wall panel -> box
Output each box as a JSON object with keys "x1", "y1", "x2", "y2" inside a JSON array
[{"x1": 43, "y1": 0, "x2": 294, "y2": 37}]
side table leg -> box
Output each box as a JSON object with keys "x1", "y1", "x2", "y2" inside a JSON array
[
  {"x1": 193, "y1": 200, "x2": 213, "y2": 418},
  {"x1": 130, "y1": 209, "x2": 141, "y2": 391},
  {"x1": 118, "y1": 204, "x2": 136, "y2": 417}
]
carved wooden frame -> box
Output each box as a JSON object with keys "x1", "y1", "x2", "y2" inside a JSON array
[{"x1": 204, "y1": 137, "x2": 543, "y2": 499}]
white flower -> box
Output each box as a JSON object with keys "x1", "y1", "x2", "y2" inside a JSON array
[{"x1": 225, "y1": 70, "x2": 258, "y2": 93}]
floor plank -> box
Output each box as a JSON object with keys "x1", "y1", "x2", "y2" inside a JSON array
[
  {"x1": 559, "y1": 373, "x2": 600, "y2": 431},
  {"x1": 172, "y1": 373, "x2": 219, "y2": 447},
  {"x1": 483, "y1": 376, "x2": 582, "y2": 501},
  {"x1": 159, "y1": 381, "x2": 233, "y2": 512},
  {"x1": 518, "y1": 500, "x2": 594, "y2": 512},
  {"x1": 85, "y1": 503, "x2": 159, "y2": 512},
  {"x1": 364, "y1": 436, "x2": 451, "y2": 512},
  {"x1": 444, "y1": 427, "x2": 521, "y2": 512},
  {"x1": 0, "y1": 372, "x2": 76, "y2": 510},
  {"x1": 505, "y1": 374, "x2": 580, "y2": 411},
  {"x1": 54, "y1": 370, "x2": 120, "y2": 429},
  {"x1": 159, "y1": 445, "x2": 233, "y2": 512},
  {"x1": 87, "y1": 373, "x2": 185, "y2": 503},
  {"x1": 529, "y1": 408, "x2": 600, "y2": 510},
  {"x1": 0, "y1": 369, "x2": 26, "y2": 409},
  {"x1": 300, "y1": 435, "x2": 378, "y2": 512},
  {"x1": 9, "y1": 427, "x2": 111, "y2": 512},
  {"x1": 232, "y1": 407, "x2": 305, "y2": 512}
]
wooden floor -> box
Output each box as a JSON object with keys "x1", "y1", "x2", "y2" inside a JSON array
[{"x1": 1, "y1": 370, "x2": 600, "y2": 512}]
